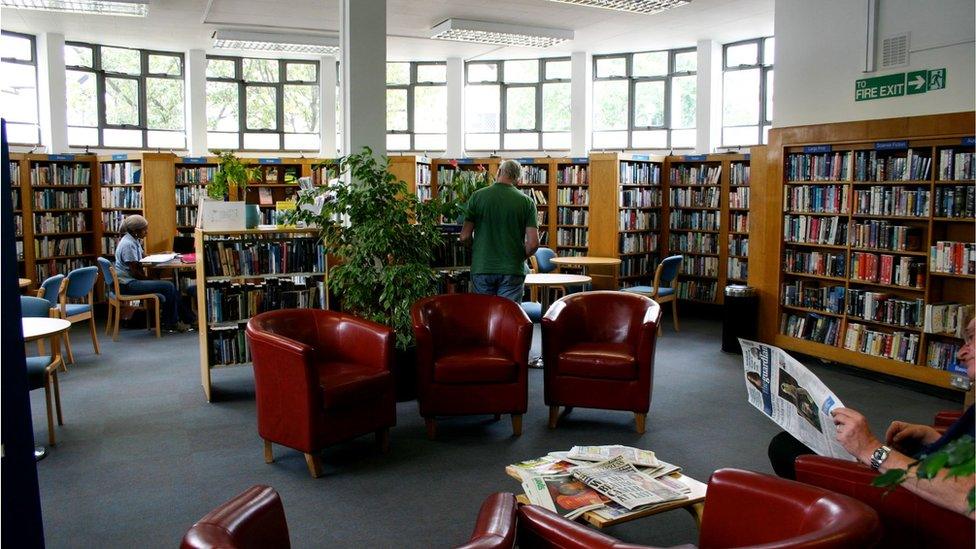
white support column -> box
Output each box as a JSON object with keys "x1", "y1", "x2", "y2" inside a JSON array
[
  {"x1": 570, "y1": 51, "x2": 592, "y2": 157},
  {"x1": 319, "y1": 55, "x2": 338, "y2": 158},
  {"x1": 37, "y1": 33, "x2": 67, "y2": 152},
  {"x1": 445, "y1": 57, "x2": 464, "y2": 158},
  {"x1": 695, "y1": 39, "x2": 722, "y2": 154},
  {"x1": 340, "y1": 0, "x2": 386, "y2": 158},
  {"x1": 184, "y1": 49, "x2": 208, "y2": 156}
]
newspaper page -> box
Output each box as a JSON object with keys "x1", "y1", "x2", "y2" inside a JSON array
[
  {"x1": 739, "y1": 338, "x2": 852, "y2": 459},
  {"x1": 521, "y1": 474, "x2": 609, "y2": 519},
  {"x1": 571, "y1": 456, "x2": 686, "y2": 510},
  {"x1": 566, "y1": 445, "x2": 658, "y2": 467}
]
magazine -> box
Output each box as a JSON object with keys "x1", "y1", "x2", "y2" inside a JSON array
[
  {"x1": 739, "y1": 339, "x2": 853, "y2": 460},
  {"x1": 506, "y1": 455, "x2": 580, "y2": 481},
  {"x1": 566, "y1": 445, "x2": 658, "y2": 467},
  {"x1": 521, "y1": 474, "x2": 609, "y2": 519},
  {"x1": 571, "y1": 456, "x2": 686, "y2": 510}
]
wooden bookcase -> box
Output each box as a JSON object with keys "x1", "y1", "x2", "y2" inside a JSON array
[
  {"x1": 754, "y1": 111, "x2": 975, "y2": 390},
  {"x1": 513, "y1": 156, "x2": 557, "y2": 250},
  {"x1": 174, "y1": 156, "x2": 218, "y2": 236},
  {"x1": 243, "y1": 158, "x2": 304, "y2": 225},
  {"x1": 194, "y1": 227, "x2": 327, "y2": 402},
  {"x1": 9, "y1": 153, "x2": 28, "y2": 282},
  {"x1": 388, "y1": 155, "x2": 432, "y2": 198},
  {"x1": 98, "y1": 152, "x2": 177, "y2": 256},
  {"x1": 553, "y1": 157, "x2": 590, "y2": 258},
  {"x1": 431, "y1": 157, "x2": 500, "y2": 203}
]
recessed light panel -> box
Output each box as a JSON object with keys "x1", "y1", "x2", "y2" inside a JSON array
[
  {"x1": 548, "y1": 0, "x2": 691, "y2": 15},
  {"x1": 0, "y1": 0, "x2": 148, "y2": 16},
  {"x1": 430, "y1": 19, "x2": 573, "y2": 48},
  {"x1": 212, "y1": 30, "x2": 340, "y2": 55}
]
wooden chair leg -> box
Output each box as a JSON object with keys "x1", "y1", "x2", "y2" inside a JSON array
[
  {"x1": 113, "y1": 303, "x2": 121, "y2": 341},
  {"x1": 44, "y1": 377, "x2": 56, "y2": 446},
  {"x1": 672, "y1": 299, "x2": 680, "y2": 332},
  {"x1": 263, "y1": 440, "x2": 274, "y2": 464},
  {"x1": 154, "y1": 300, "x2": 161, "y2": 338},
  {"x1": 511, "y1": 414, "x2": 522, "y2": 436},
  {"x1": 63, "y1": 330, "x2": 75, "y2": 365},
  {"x1": 52, "y1": 371, "x2": 64, "y2": 426},
  {"x1": 304, "y1": 453, "x2": 323, "y2": 478},
  {"x1": 376, "y1": 428, "x2": 390, "y2": 453},
  {"x1": 548, "y1": 406, "x2": 560, "y2": 429},
  {"x1": 635, "y1": 412, "x2": 647, "y2": 434},
  {"x1": 105, "y1": 303, "x2": 113, "y2": 335},
  {"x1": 88, "y1": 315, "x2": 100, "y2": 354},
  {"x1": 425, "y1": 418, "x2": 437, "y2": 440}
]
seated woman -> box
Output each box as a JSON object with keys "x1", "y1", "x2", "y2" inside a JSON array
[
  {"x1": 769, "y1": 316, "x2": 975, "y2": 517},
  {"x1": 114, "y1": 215, "x2": 195, "y2": 333}
]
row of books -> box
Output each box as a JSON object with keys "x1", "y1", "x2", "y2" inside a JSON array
[
  {"x1": 620, "y1": 233, "x2": 657, "y2": 254},
  {"x1": 927, "y1": 341, "x2": 962, "y2": 370},
  {"x1": 100, "y1": 161, "x2": 142, "y2": 185},
  {"x1": 176, "y1": 165, "x2": 216, "y2": 184},
  {"x1": 34, "y1": 236, "x2": 86, "y2": 259},
  {"x1": 208, "y1": 325, "x2": 252, "y2": 366},
  {"x1": 843, "y1": 323, "x2": 919, "y2": 363},
  {"x1": 619, "y1": 188, "x2": 660, "y2": 208},
  {"x1": 785, "y1": 185, "x2": 849, "y2": 214},
  {"x1": 670, "y1": 187, "x2": 719, "y2": 208},
  {"x1": 851, "y1": 186, "x2": 929, "y2": 217},
  {"x1": 783, "y1": 250, "x2": 846, "y2": 278},
  {"x1": 30, "y1": 164, "x2": 91, "y2": 186},
  {"x1": 432, "y1": 237, "x2": 471, "y2": 268},
  {"x1": 556, "y1": 187, "x2": 588, "y2": 206},
  {"x1": 923, "y1": 303, "x2": 973, "y2": 337},
  {"x1": 729, "y1": 187, "x2": 750, "y2": 209},
  {"x1": 9, "y1": 161, "x2": 20, "y2": 185},
  {"x1": 520, "y1": 188, "x2": 548, "y2": 205},
  {"x1": 33, "y1": 189, "x2": 89, "y2": 210},
  {"x1": 846, "y1": 289, "x2": 923, "y2": 328},
  {"x1": 556, "y1": 165, "x2": 588, "y2": 186},
  {"x1": 101, "y1": 187, "x2": 142, "y2": 209},
  {"x1": 35, "y1": 258, "x2": 87, "y2": 281},
  {"x1": 205, "y1": 279, "x2": 323, "y2": 324},
  {"x1": 536, "y1": 210, "x2": 547, "y2": 226},
  {"x1": 102, "y1": 236, "x2": 117, "y2": 255},
  {"x1": 850, "y1": 252, "x2": 925, "y2": 288},
  {"x1": 176, "y1": 185, "x2": 204, "y2": 206},
  {"x1": 729, "y1": 235, "x2": 749, "y2": 256},
  {"x1": 669, "y1": 210, "x2": 719, "y2": 231},
  {"x1": 787, "y1": 152, "x2": 850, "y2": 182},
  {"x1": 177, "y1": 208, "x2": 197, "y2": 228},
  {"x1": 783, "y1": 214, "x2": 847, "y2": 245},
  {"x1": 728, "y1": 258, "x2": 748, "y2": 281},
  {"x1": 556, "y1": 249, "x2": 587, "y2": 257},
  {"x1": 780, "y1": 312, "x2": 840, "y2": 345},
  {"x1": 670, "y1": 165, "x2": 721, "y2": 186},
  {"x1": 11, "y1": 188, "x2": 19, "y2": 210},
  {"x1": 416, "y1": 184, "x2": 433, "y2": 202},
  {"x1": 519, "y1": 166, "x2": 548, "y2": 185},
  {"x1": 15, "y1": 241, "x2": 23, "y2": 260},
  {"x1": 681, "y1": 255, "x2": 718, "y2": 278},
  {"x1": 619, "y1": 211, "x2": 657, "y2": 231},
  {"x1": 102, "y1": 211, "x2": 125, "y2": 233},
  {"x1": 730, "y1": 212, "x2": 749, "y2": 233},
  {"x1": 934, "y1": 185, "x2": 975, "y2": 218},
  {"x1": 678, "y1": 280, "x2": 716, "y2": 301},
  {"x1": 13, "y1": 214, "x2": 23, "y2": 237},
  {"x1": 730, "y1": 163, "x2": 750, "y2": 186},
  {"x1": 620, "y1": 162, "x2": 660, "y2": 185},
  {"x1": 668, "y1": 232, "x2": 718, "y2": 255},
  {"x1": 556, "y1": 228, "x2": 588, "y2": 248},
  {"x1": 850, "y1": 220, "x2": 921, "y2": 251},
  {"x1": 557, "y1": 207, "x2": 588, "y2": 226},
  {"x1": 781, "y1": 281, "x2": 845, "y2": 314},
  {"x1": 34, "y1": 212, "x2": 87, "y2": 234},
  {"x1": 937, "y1": 150, "x2": 974, "y2": 180},
  {"x1": 930, "y1": 241, "x2": 975, "y2": 275},
  {"x1": 620, "y1": 255, "x2": 651, "y2": 278},
  {"x1": 202, "y1": 238, "x2": 327, "y2": 277},
  {"x1": 863, "y1": 151, "x2": 931, "y2": 181}
]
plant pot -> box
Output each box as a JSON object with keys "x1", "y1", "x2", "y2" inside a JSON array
[
  {"x1": 393, "y1": 345, "x2": 418, "y2": 402},
  {"x1": 245, "y1": 205, "x2": 261, "y2": 229}
]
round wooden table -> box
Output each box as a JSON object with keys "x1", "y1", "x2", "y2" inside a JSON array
[
  {"x1": 549, "y1": 256, "x2": 622, "y2": 268},
  {"x1": 19, "y1": 278, "x2": 31, "y2": 289},
  {"x1": 22, "y1": 317, "x2": 71, "y2": 460}
]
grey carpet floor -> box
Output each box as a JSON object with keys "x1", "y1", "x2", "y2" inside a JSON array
[{"x1": 32, "y1": 316, "x2": 959, "y2": 548}]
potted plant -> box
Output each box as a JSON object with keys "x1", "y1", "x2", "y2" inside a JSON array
[
  {"x1": 438, "y1": 161, "x2": 491, "y2": 224},
  {"x1": 282, "y1": 147, "x2": 462, "y2": 400},
  {"x1": 206, "y1": 151, "x2": 262, "y2": 228}
]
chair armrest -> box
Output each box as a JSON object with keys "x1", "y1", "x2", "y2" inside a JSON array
[
  {"x1": 540, "y1": 300, "x2": 577, "y2": 370},
  {"x1": 494, "y1": 305, "x2": 533, "y2": 367},
  {"x1": 517, "y1": 505, "x2": 652, "y2": 549},
  {"x1": 328, "y1": 314, "x2": 394, "y2": 373},
  {"x1": 933, "y1": 410, "x2": 963, "y2": 431},
  {"x1": 634, "y1": 302, "x2": 662, "y2": 367},
  {"x1": 454, "y1": 493, "x2": 517, "y2": 549},
  {"x1": 181, "y1": 485, "x2": 289, "y2": 549},
  {"x1": 411, "y1": 314, "x2": 436, "y2": 388}
]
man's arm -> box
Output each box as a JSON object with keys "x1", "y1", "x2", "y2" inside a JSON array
[
  {"x1": 460, "y1": 221, "x2": 475, "y2": 244},
  {"x1": 524, "y1": 227, "x2": 539, "y2": 258}
]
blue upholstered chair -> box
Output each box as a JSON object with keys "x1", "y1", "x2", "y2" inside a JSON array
[
  {"x1": 21, "y1": 296, "x2": 65, "y2": 446},
  {"x1": 97, "y1": 257, "x2": 162, "y2": 341},
  {"x1": 621, "y1": 254, "x2": 683, "y2": 333},
  {"x1": 56, "y1": 266, "x2": 100, "y2": 363},
  {"x1": 36, "y1": 274, "x2": 65, "y2": 308}
]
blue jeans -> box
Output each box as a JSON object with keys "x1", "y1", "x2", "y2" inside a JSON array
[
  {"x1": 471, "y1": 274, "x2": 525, "y2": 302},
  {"x1": 122, "y1": 279, "x2": 184, "y2": 326}
]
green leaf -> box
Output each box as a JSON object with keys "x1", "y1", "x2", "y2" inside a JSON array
[
  {"x1": 871, "y1": 468, "x2": 907, "y2": 488},
  {"x1": 917, "y1": 452, "x2": 950, "y2": 479}
]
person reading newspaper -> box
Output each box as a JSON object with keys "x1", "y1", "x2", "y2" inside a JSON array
[{"x1": 764, "y1": 316, "x2": 975, "y2": 518}]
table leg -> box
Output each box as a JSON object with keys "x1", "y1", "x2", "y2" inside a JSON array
[{"x1": 685, "y1": 502, "x2": 704, "y2": 528}]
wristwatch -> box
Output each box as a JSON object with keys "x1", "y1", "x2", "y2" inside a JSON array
[{"x1": 869, "y1": 445, "x2": 892, "y2": 470}]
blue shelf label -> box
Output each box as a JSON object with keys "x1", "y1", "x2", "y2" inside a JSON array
[
  {"x1": 181, "y1": 156, "x2": 207, "y2": 164},
  {"x1": 743, "y1": 154, "x2": 751, "y2": 160},
  {"x1": 111, "y1": 153, "x2": 128, "y2": 161},
  {"x1": 516, "y1": 157, "x2": 536, "y2": 164},
  {"x1": 48, "y1": 154, "x2": 75, "y2": 161},
  {"x1": 803, "y1": 145, "x2": 832, "y2": 154},
  {"x1": 456, "y1": 157, "x2": 475, "y2": 164},
  {"x1": 632, "y1": 154, "x2": 650, "y2": 161},
  {"x1": 874, "y1": 140, "x2": 908, "y2": 151},
  {"x1": 683, "y1": 155, "x2": 707, "y2": 161},
  {"x1": 962, "y1": 136, "x2": 975, "y2": 146},
  {"x1": 571, "y1": 157, "x2": 589, "y2": 164},
  {"x1": 258, "y1": 158, "x2": 282, "y2": 164}
]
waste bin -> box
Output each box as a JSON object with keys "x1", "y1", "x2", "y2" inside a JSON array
[{"x1": 722, "y1": 285, "x2": 758, "y2": 354}]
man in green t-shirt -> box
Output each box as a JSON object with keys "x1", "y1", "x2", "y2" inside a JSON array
[{"x1": 460, "y1": 159, "x2": 539, "y2": 301}]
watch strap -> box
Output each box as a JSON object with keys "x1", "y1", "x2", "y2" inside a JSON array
[{"x1": 870, "y1": 445, "x2": 892, "y2": 470}]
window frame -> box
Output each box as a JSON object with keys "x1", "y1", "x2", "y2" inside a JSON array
[
  {"x1": 591, "y1": 47, "x2": 697, "y2": 150},
  {"x1": 386, "y1": 61, "x2": 447, "y2": 152},
  {"x1": 206, "y1": 55, "x2": 321, "y2": 152},
  {"x1": 1, "y1": 31, "x2": 41, "y2": 145},
  {"x1": 464, "y1": 57, "x2": 571, "y2": 152},
  {"x1": 721, "y1": 36, "x2": 774, "y2": 147}
]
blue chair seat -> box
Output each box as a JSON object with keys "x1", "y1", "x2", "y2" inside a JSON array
[
  {"x1": 622, "y1": 286, "x2": 674, "y2": 297},
  {"x1": 64, "y1": 303, "x2": 91, "y2": 316},
  {"x1": 26, "y1": 356, "x2": 51, "y2": 391},
  {"x1": 520, "y1": 302, "x2": 542, "y2": 323}
]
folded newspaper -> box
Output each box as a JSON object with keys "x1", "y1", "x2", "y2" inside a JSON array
[
  {"x1": 566, "y1": 445, "x2": 658, "y2": 467},
  {"x1": 739, "y1": 339, "x2": 853, "y2": 460}
]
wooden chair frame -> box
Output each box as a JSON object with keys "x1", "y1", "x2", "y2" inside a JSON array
[
  {"x1": 56, "y1": 276, "x2": 100, "y2": 364},
  {"x1": 629, "y1": 259, "x2": 682, "y2": 333},
  {"x1": 38, "y1": 334, "x2": 66, "y2": 446},
  {"x1": 103, "y1": 263, "x2": 162, "y2": 341},
  {"x1": 528, "y1": 253, "x2": 567, "y2": 303}
]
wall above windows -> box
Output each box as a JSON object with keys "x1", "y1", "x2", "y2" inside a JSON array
[
  {"x1": 722, "y1": 36, "x2": 773, "y2": 147},
  {"x1": 1, "y1": 31, "x2": 40, "y2": 145}
]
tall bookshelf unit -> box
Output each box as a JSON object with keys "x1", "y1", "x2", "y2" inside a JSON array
[
  {"x1": 194, "y1": 227, "x2": 327, "y2": 402},
  {"x1": 431, "y1": 157, "x2": 501, "y2": 205},
  {"x1": 553, "y1": 157, "x2": 590, "y2": 258},
  {"x1": 98, "y1": 153, "x2": 177, "y2": 256},
  {"x1": 9, "y1": 153, "x2": 27, "y2": 281},
  {"x1": 728, "y1": 156, "x2": 752, "y2": 284},
  {"x1": 755, "y1": 112, "x2": 975, "y2": 390},
  {"x1": 244, "y1": 158, "x2": 304, "y2": 225},
  {"x1": 174, "y1": 156, "x2": 218, "y2": 236},
  {"x1": 514, "y1": 157, "x2": 556, "y2": 249},
  {"x1": 388, "y1": 155, "x2": 432, "y2": 199}
]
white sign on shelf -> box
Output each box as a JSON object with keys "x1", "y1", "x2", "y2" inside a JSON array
[{"x1": 197, "y1": 198, "x2": 245, "y2": 231}]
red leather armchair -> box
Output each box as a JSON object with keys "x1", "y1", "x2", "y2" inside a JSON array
[
  {"x1": 412, "y1": 294, "x2": 532, "y2": 439},
  {"x1": 246, "y1": 309, "x2": 396, "y2": 478},
  {"x1": 541, "y1": 291, "x2": 661, "y2": 433},
  {"x1": 454, "y1": 492, "x2": 518, "y2": 549},
  {"x1": 181, "y1": 485, "x2": 290, "y2": 549},
  {"x1": 515, "y1": 469, "x2": 882, "y2": 549}
]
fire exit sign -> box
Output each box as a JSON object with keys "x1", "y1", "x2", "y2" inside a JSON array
[{"x1": 855, "y1": 68, "x2": 946, "y2": 101}]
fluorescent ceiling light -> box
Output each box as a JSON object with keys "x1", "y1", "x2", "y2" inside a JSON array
[
  {"x1": 212, "y1": 30, "x2": 340, "y2": 55},
  {"x1": 0, "y1": 0, "x2": 148, "y2": 16},
  {"x1": 547, "y1": 0, "x2": 691, "y2": 15},
  {"x1": 430, "y1": 19, "x2": 573, "y2": 48}
]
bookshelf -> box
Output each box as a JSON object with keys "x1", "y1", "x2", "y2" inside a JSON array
[
  {"x1": 431, "y1": 157, "x2": 500, "y2": 205},
  {"x1": 513, "y1": 157, "x2": 556, "y2": 250},
  {"x1": 9, "y1": 153, "x2": 28, "y2": 281},
  {"x1": 588, "y1": 153, "x2": 663, "y2": 290},
  {"x1": 553, "y1": 157, "x2": 590, "y2": 258},
  {"x1": 98, "y1": 152, "x2": 177, "y2": 256},
  {"x1": 388, "y1": 155, "x2": 432, "y2": 199},
  {"x1": 28, "y1": 153, "x2": 98, "y2": 283},
  {"x1": 174, "y1": 156, "x2": 218, "y2": 236},
  {"x1": 244, "y1": 158, "x2": 304, "y2": 226},
  {"x1": 755, "y1": 112, "x2": 975, "y2": 390},
  {"x1": 194, "y1": 227, "x2": 328, "y2": 402}
]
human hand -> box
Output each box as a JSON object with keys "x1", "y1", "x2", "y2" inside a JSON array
[
  {"x1": 832, "y1": 407, "x2": 882, "y2": 464},
  {"x1": 885, "y1": 421, "x2": 941, "y2": 449}
]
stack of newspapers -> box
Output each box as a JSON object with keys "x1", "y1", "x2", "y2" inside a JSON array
[{"x1": 509, "y1": 445, "x2": 691, "y2": 520}]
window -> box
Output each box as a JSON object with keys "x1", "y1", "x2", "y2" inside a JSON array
[
  {"x1": 1, "y1": 31, "x2": 40, "y2": 144},
  {"x1": 385, "y1": 61, "x2": 446, "y2": 152},
  {"x1": 65, "y1": 42, "x2": 185, "y2": 148},
  {"x1": 592, "y1": 48, "x2": 696, "y2": 150},
  {"x1": 722, "y1": 37, "x2": 774, "y2": 146},
  {"x1": 206, "y1": 56, "x2": 320, "y2": 151},
  {"x1": 464, "y1": 58, "x2": 570, "y2": 151}
]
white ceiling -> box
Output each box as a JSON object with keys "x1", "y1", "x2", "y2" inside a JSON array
[{"x1": 0, "y1": 0, "x2": 773, "y2": 61}]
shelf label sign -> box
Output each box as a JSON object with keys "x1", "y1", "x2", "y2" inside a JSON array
[
  {"x1": 456, "y1": 157, "x2": 474, "y2": 164},
  {"x1": 962, "y1": 137, "x2": 975, "y2": 146},
  {"x1": 111, "y1": 153, "x2": 128, "y2": 161},
  {"x1": 48, "y1": 154, "x2": 75, "y2": 161},
  {"x1": 743, "y1": 154, "x2": 751, "y2": 160},
  {"x1": 516, "y1": 157, "x2": 536, "y2": 164},
  {"x1": 803, "y1": 145, "x2": 832, "y2": 153},
  {"x1": 683, "y1": 155, "x2": 706, "y2": 161},
  {"x1": 181, "y1": 156, "x2": 207, "y2": 164},
  {"x1": 874, "y1": 140, "x2": 909, "y2": 151},
  {"x1": 632, "y1": 154, "x2": 650, "y2": 161},
  {"x1": 571, "y1": 157, "x2": 589, "y2": 164},
  {"x1": 855, "y1": 68, "x2": 946, "y2": 101},
  {"x1": 258, "y1": 158, "x2": 281, "y2": 164}
]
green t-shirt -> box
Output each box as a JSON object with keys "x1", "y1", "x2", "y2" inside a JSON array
[{"x1": 465, "y1": 182, "x2": 537, "y2": 275}]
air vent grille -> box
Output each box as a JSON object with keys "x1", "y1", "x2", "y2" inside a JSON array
[{"x1": 881, "y1": 32, "x2": 910, "y2": 69}]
